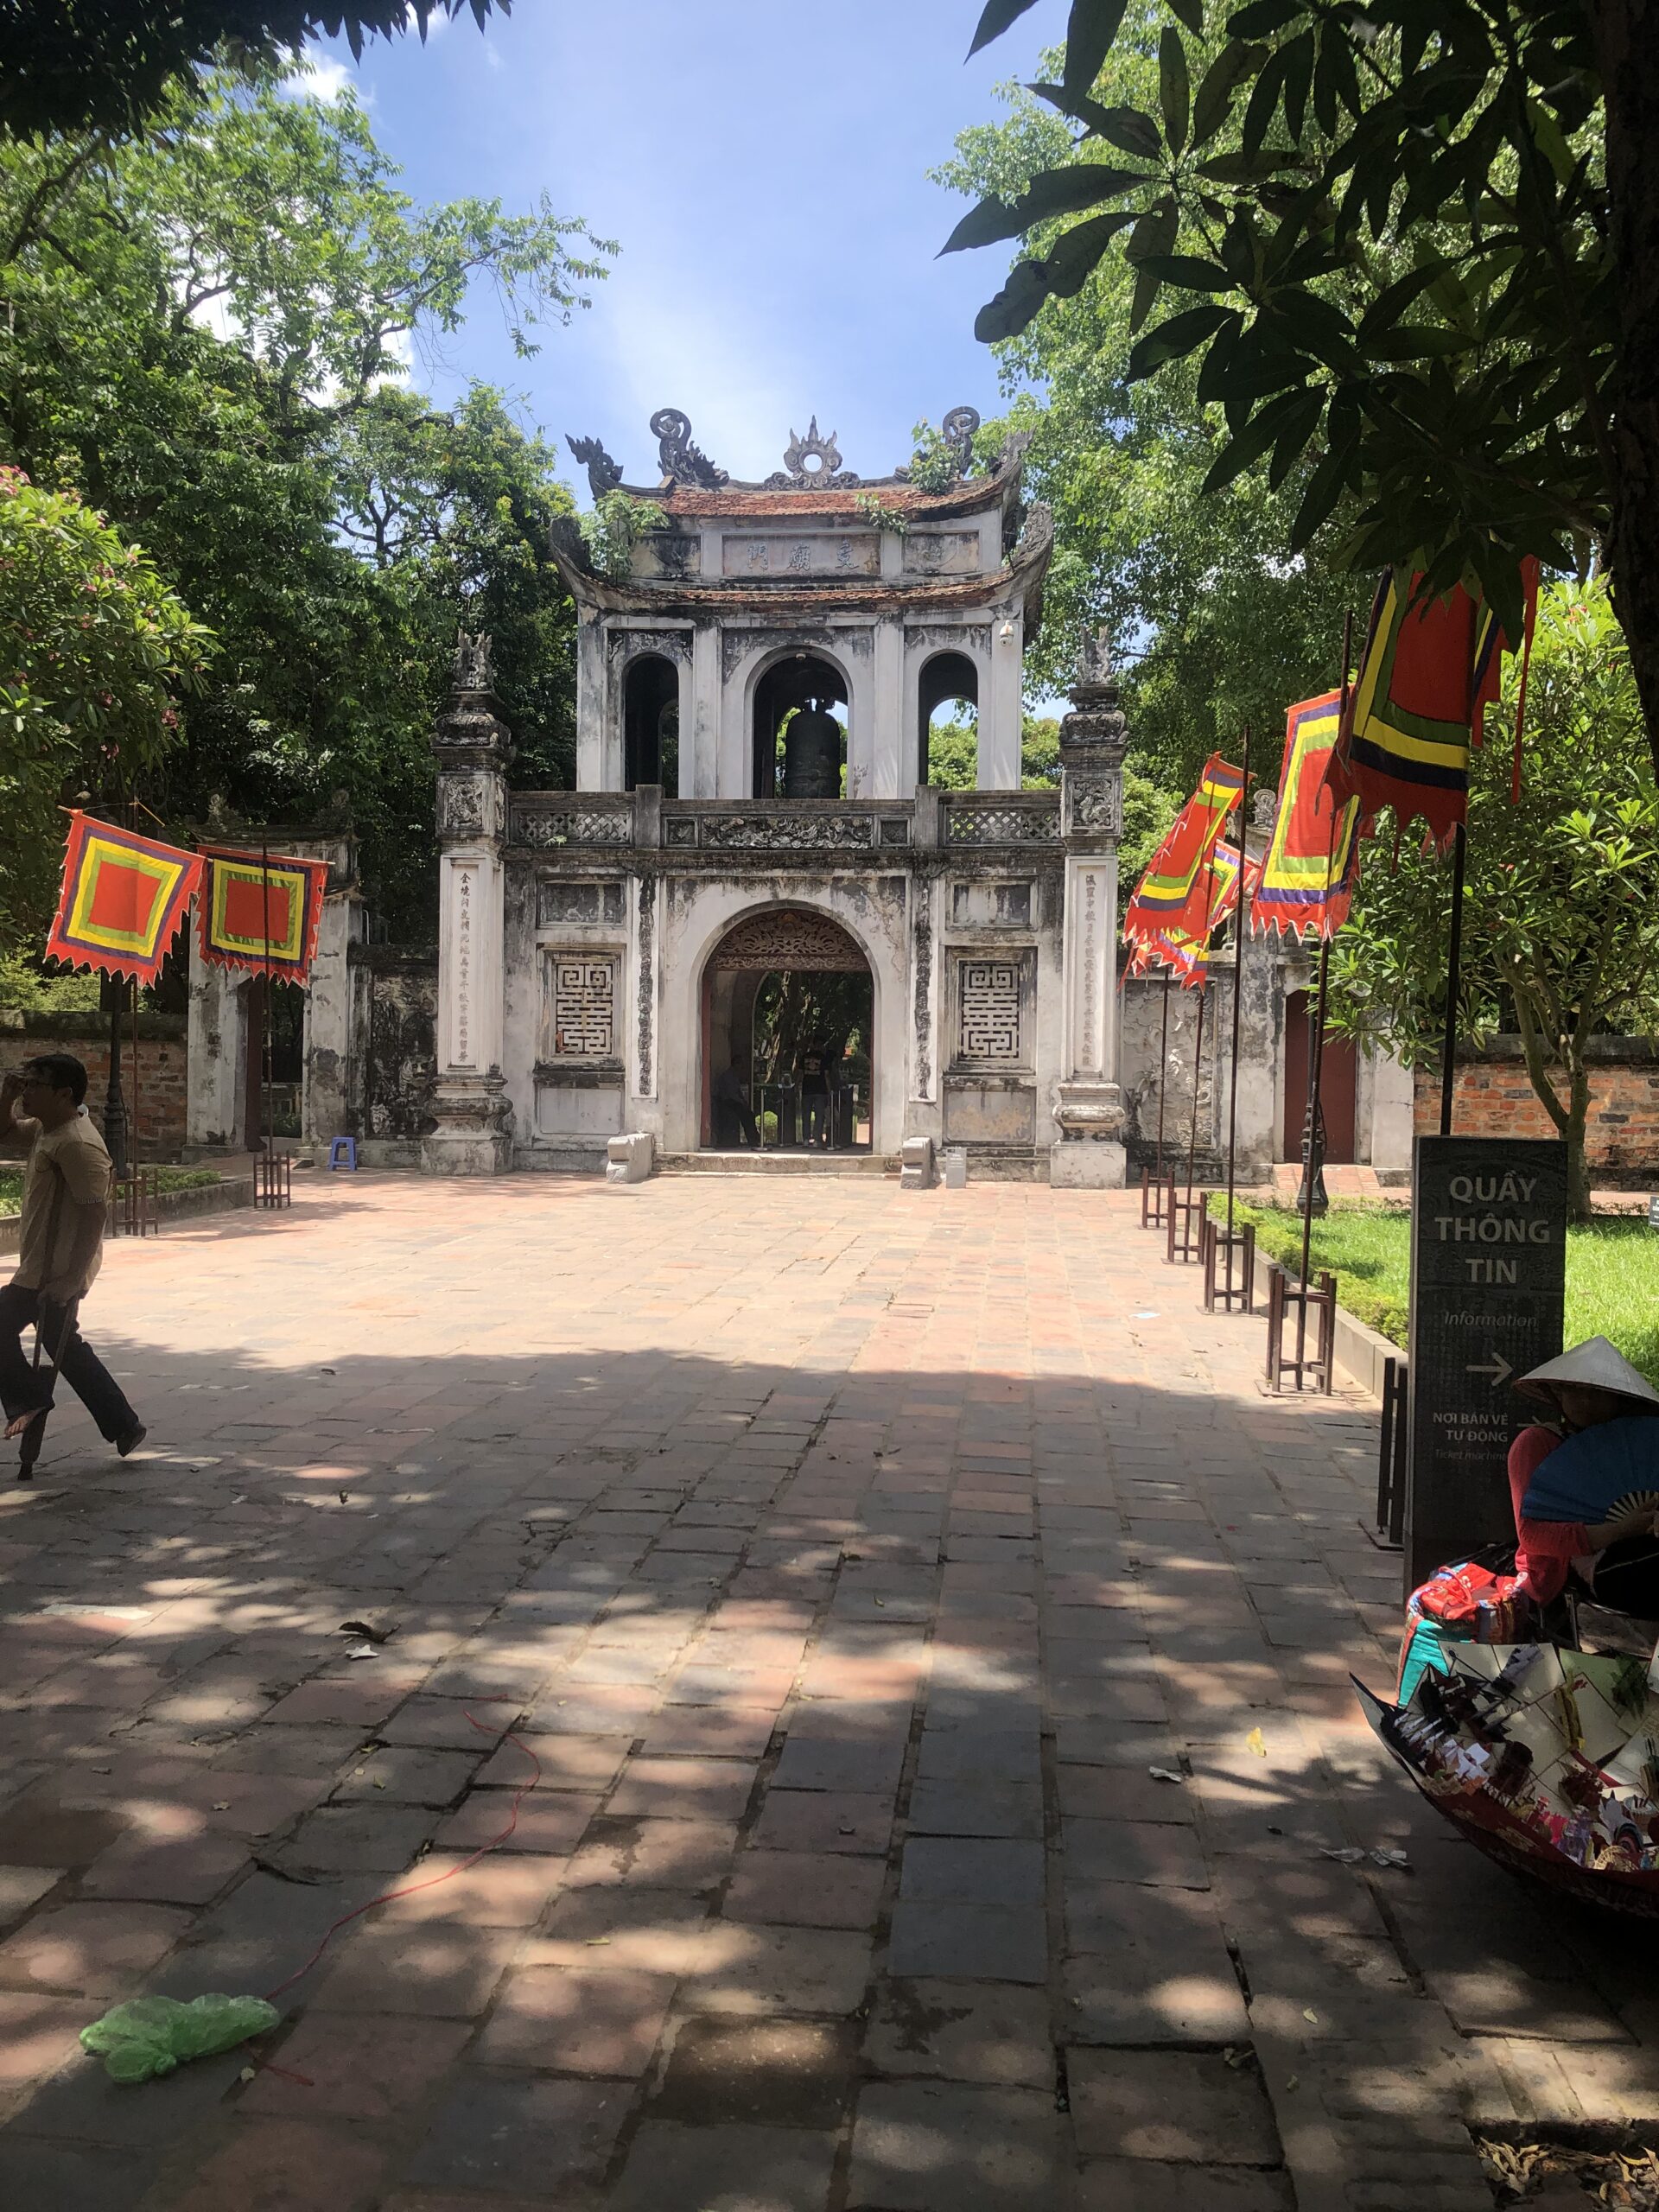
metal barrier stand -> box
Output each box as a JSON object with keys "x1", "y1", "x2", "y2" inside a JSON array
[
  {"x1": 1373, "y1": 1356, "x2": 1408, "y2": 1547},
  {"x1": 1140, "y1": 1165, "x2": 1168, "y2": 1229},
  {"x1": 1201, "y1": 1216, "x2": 1255, "y2": 1313},
  {"x1": 1263, "y1": 1260, "x2": 1337, "y2": 1393},
  {"x1": 1166, "y1": 1184, "x2": 1206, "y2": 1265},
  {"x1": 111, "y1": 1166, "x2": 160, "y2": 1239},
  {"x1": 257, "y1": 1151, "x2": 292, "y2": 1210}
]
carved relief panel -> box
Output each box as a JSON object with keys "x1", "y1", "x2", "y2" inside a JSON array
[{"x1": 437, "y1": 771, "x2": 505, "y2": 844}]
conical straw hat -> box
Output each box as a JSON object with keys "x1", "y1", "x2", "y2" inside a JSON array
[{"x1": 1515, "y1": 1337, "x2": 1659, "y2": 1414}]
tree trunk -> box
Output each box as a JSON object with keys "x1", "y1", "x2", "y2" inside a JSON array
[{"x1": 1592, "y1": 0, "x2": 1659, "y2": 785}]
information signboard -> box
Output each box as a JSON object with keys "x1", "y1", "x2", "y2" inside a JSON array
[{"x1": 1406, "y1": 1135, "x2": 1567, "y2": 1586}]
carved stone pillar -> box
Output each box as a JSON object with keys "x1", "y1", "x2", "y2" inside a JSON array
[
  {"x1": 423, "y1": 634, "x2": 516, "y2": 1177},
  {"x1": 1051, "y1": 626, "x2": 1129, "y2": 1188}
]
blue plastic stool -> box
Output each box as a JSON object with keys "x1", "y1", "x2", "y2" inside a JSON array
[{"x1": 327, "y1": 1136, "x2": 358, "y2": 1171}]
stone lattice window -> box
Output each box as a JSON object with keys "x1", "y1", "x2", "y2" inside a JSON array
[
  {"x1": 550, "y1": 957, "x2": 615, "y2": 1058},
  {"x1": 958, "y1": 960, "x2": 1021, "y2": 1062}
]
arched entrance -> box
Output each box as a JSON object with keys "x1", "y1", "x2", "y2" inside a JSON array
[
  {"x1": 752, "y1": 650, "x2": 849, "y2": 798},
  {"x1": 701, "y1": 908, "x2": 872, "y2": 1153}
]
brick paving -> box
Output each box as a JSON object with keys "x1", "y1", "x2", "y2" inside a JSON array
[{"x1": 0, "y1": 1172, "x2": 1656, "y2": 2212}]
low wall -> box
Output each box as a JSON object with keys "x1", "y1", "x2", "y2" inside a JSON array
[
  {"x1": 1414, "y1": 1038, "x2": 1659, "y2": 1181},
  {"x1": 0, "y1": 1009, "x2": 188, "y2": 1159},
  {"x1": 0, "y1": 1173, "x2": 254, "y2": 1257}
]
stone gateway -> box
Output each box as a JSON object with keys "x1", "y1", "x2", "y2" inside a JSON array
[{"x1": 422, "y1": 408, "x2": 1132, "y2": 1184}]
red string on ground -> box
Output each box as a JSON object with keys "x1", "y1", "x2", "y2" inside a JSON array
[{"x1": 261, "y1": 1705, "x2": 540, "y2": 2006}]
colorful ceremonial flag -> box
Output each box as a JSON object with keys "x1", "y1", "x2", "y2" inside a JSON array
[
  {"x1": 196, "y1": 847, "x2": 328, "y2": 982},
  {"x1": 1124, "y1": 843, "x2": 1257, "y2": 991},
  {"x1": 1123, "y1": 754, "x2": 1244, "y2": 946},
  {"x1": 1127, "y1": 924, "x2": 1209, "y2": 990},
  {"x1": 1208, "y1": 839, "x2": 1261, "y2": 929},
  {"x1": 1254, "y1": 690, "x2": 1361, "y2": 940},
  {"x1": 45, "y1": 811, "x2": 201, "y2": 985},
  {"x1": 1327, "y1": 563, "x2": 1540, "y2": 850}
]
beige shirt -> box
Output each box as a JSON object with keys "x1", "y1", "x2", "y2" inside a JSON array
[{"x1": 9, "y1": 1111, "x2": 111, "y2": 1299}]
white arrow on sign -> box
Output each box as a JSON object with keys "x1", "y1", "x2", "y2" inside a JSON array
[{"x1": 1466, "y1": 1351, "x2": 1514, "y2": 1387}]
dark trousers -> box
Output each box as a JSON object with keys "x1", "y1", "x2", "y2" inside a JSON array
[{"x1": 0, "y1": 1282, "x2": 137, "y2": 1442}]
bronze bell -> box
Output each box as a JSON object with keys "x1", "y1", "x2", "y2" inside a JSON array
[{"x1": 783, "y1": 707, "x2": 842, "y2": 798}]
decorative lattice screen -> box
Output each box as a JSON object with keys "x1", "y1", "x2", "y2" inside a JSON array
[
  {"x1": 958, "y1": 960, "x2": 1022, "y2": 1061},
  {"x1": 550, "y1": 957, "x2": 615, "y2": 1057}
]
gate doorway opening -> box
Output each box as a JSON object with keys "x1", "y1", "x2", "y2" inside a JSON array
[
  {"x1": 241, "y1": 976, "x2": 305, "y2": 1149},
  {"x1": 702, "y1": 910, "x2": 872, "y2": 1153}
]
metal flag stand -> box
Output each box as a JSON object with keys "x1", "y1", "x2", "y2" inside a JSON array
[
  {"x1": 1140, "y1": 968, "x2": 1173, "y2": 1228},
  {"x1": 1267, "y1": 614, "x2": 1353, "y2": 1395},
  {"x1": 1166, "y1": 853, "x2": 1224, "y2": 1267},
  {"x1": 254, "y1": 837, "x2": 291, "y2": 1211},
  {"x1": 1204, "y1": 725, "x2": 1256, "y2": 1313}
]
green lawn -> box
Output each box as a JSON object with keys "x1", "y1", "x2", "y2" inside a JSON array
[
  {"x1": 1234, "y1": 1200, "x2": 1659, "y2": 1385},
  {"x1": 0, "y1": 1165, "x2": 222, "y2": 1216}
]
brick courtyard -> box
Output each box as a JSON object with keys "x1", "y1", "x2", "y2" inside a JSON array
[{"x1": 0, "y1": 1173, "x2": 1655, "y2": 2211}]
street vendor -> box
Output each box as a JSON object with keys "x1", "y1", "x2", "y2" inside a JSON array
[{"x1": 1509, "y1": 1338, "x2": 1659, "y2": 1613}]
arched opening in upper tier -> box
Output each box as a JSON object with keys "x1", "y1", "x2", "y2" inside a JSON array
[
  {"x1": 623, "y1": 653, "x2": 679, "y2": 795},
  {"x1": 917, "y1": 649, "x2": 980, "y2": 788},
  {"x1": 751, "y1": 649, "x2": 849, "y2": 799}
]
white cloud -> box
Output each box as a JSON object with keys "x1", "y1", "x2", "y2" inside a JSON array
[{"x1": 279, "y1": 51, "x2": 355, "y2": 104}]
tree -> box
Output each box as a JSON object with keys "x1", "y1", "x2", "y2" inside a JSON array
[
  {"x1": 0, "y1": 70, "x2": 607, "y2": 936},
  {"x1": 1327, "y1": 581, "x2": 1659, "y2": 1217},
  {"x1": 0, "y1": 467, "x2": 210, "y2": 940},
  {"x1": 1, "y1": 2, "x2": 508, "y2": 141},
  {"x1": 954, "y1": 0, "x2": 1659, "y2": 783},
  {"x1": 935, "y1": 66, "x2": 1360, "y2": 795}
]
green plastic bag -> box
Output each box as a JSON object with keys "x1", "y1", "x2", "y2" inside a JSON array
[{"x1": 80, "y1": 1993, "x2": 281, "y2": 2083}]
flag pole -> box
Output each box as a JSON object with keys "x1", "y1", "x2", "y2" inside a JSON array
[
  {"x1": 1439, "y1": 822, "x2": 1466, "y2": 1137},
  {"x1": 1295, "y1": 612, "x2": 1353, "y2": 1374},
  {"x1": 128, "y1": 798, "x2": 142, "y2": 1180},
  {"x1": 1185, "y1": 982, "x2": 1207, "y2": 1201},
  {"x1": 261, "y1": 838, "x2": 273, "y2": 1181},
  {"x1": 1154, "y1": 967, "x2": 1171, "y2": 1179},
  {"x1": 1224, "y1": 723, "x2": 1252, "y2": 1244}
]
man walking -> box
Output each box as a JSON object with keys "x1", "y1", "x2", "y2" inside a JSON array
[{"x1": 0, "y1": 1053, "x2": 144, "y2": 1459}]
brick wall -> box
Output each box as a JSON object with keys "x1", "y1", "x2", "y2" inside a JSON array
[
  {"x1": 0, "y1": 1010, "x2": 189, "y2": 1160},
  {"x1": 1413, "y1": 1039, "x2": 1659, "y2": 1181}
]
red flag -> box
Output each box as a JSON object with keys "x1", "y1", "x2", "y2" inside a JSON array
[
  {"x1": 45, "y1": 812, "x2": 201, "y2": 986},
  {"x1": 1123, "y1": 756, "x2": 1244, "y2": 947}
]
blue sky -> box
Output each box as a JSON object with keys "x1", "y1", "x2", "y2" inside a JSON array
[{"x1": 302, "y1": 0, "x2": 1074, "y2": 495}]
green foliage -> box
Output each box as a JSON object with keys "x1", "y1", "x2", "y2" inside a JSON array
[
  {"x1": 938, "y1": 44, "x2": 1359, "y2": 796},
  {"x1": 0, "y1": 70, "x2": 609, "y2": 939},
  {"x1": 906, "y1": 421, "x2": 967, "y2": 493},
  {"x1": 0, "y1": 469, "x2": 209, "y2": 941},
  {"x1": 921, "y1": 711, "x2": 1076, "y2": 791},
  {"x1": 958, "y1": 0, "x2": 1611, "y2": 660},
  {"x1": 1, "y1": 2, "x2": 506, "y2": 140},
  {"x1": 578, "y1": 492, "x2": 666, "y2": 583},
  {"x1": 0, "y1": 951, "x2": 100, "y2": 1009},
  {"x1": 1232, "y1": 1201, "x2": 1659, "y2": 1380},
  {"x1": 853, "y1": 492, "x2": 910, "y2": 537},
  {"x1": 1328, "y1": 581, "x2": 1659, "y2": 1217},
  {"x1": 1234, "y1": 1198, "x2": 1413, "y2": 1345}
]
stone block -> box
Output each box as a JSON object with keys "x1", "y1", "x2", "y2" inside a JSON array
[
  {"x1": 1068, "y1": 2048, "x2": 1281, "y2": 2164},
  {"x1": 608, "y1": 2121, "x2": 840, "y2": 2212},
  {"x1": 606, "y1": 1130, "x2": 655, "y2": 1185},
  {"x1": 899, "y1": 1135, "x2": 936, "y2": 1191},
  {"x1": 862, "y1": 1979, "x2": 1054, "y2": 2088},
  {"x1": 1048, "y1": 1139, "x2": 1128, "y2": 1188},
  {"x1": 403, "y1": 2074, "x2": 628, "y2": 2196},
  {"x1": 847, "y1": 2082, "x2": 1065, "y2": 2211},
  {"x1": 653, "y1": 2017, "x2": 859, "y2": 2126}
]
